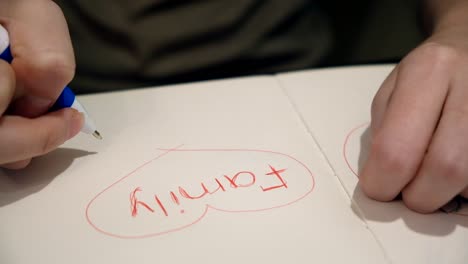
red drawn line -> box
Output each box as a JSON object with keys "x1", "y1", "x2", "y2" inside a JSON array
[
  {"x1": 170, "y1": 191, "x2": 180, "y2": 205},
  {"x1": 155, "y1": 195, "x2": 169, "y2": 217},
  {"x1": 224, "y1": 175, "x2": 237, "y2": 188},
  {"x1": 261, "y1": 165, "x2": 288, "y2": 192},
  {"x1": 85, "y1": 144, "x2": 183, "y2": 237},
  {"x1": 86, "y1": 147, "x2": 316, "y2": 238},
  {"x1": 214, "y1": 178, "x2": 226, "y2": 192},
  {"x1": 130, "y1": 187, "x2": 155, "y2": 217},
  {"x1": 179, "y1": 185, "x2": 208, "y2": 200},
  {"x1": 232, "y1": 171, "x2": 256, "y2": 188},
  {"x1": 157, "y1": 148, "x2": 316, "y2": 214},
  {"x1": 342, "y1": 122, "x2": 369, "y2": 178}
]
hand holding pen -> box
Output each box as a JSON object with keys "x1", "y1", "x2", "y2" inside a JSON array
[{"x1": 0, "y1": 0, "x2": 99, "y2": 170}]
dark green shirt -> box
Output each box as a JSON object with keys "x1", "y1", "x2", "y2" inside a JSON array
[
  {"x1": 56, "y1": 0, "x2": 424, "y2": 93},
  {"x1": 56, "y1": 0, "x2": 331, "y2": 93}
]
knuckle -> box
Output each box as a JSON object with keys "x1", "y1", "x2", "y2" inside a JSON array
[
  {"x1": 38, "y1": 1, "x2": 75, "y2": 83},
  {"x1": 421, "y1": 42, "x2": 459, "y2": 60},
  {"x1": 412, "y1": 42, "x2": 460, "y2": 67},
  {"x1": 16, "y1": 0, "x2": 75, "y2": 84},
  {"x1": 370, "y1": 137, "x2": 413, "y2": 174},
  {"x1": 430, "y1": 153, "x2": 468, "y2": 184},
  {"x1": 34, "y1": 51, "x2": 76, "y2": 84}
]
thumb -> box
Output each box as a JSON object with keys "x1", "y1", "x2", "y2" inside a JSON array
[{"x1": 0, "y1": 108, "x2": 83, "y2": 165}]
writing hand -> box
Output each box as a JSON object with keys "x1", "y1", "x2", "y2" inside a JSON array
[{"x1": 0, "y1": 0, "x2": 83, "y2": 169}]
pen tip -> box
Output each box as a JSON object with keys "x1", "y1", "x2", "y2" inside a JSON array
[{"x1": 93, "y1": 130, "x2": 103, "y2": 140}]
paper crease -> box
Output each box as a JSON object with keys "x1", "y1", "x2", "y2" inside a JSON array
[{"x1": 273, "y1": 75, "x2": 393, "y2": 264}]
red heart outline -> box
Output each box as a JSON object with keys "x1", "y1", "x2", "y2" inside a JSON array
[{"x1": 85, "y1": 146, "x2": 316, "y2": 239}]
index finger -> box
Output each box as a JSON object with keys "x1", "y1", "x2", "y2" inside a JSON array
[{"x1": 0, "y1": 0, "x2": 75, "y2": 117}]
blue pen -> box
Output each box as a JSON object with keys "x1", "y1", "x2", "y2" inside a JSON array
[{"x1": 0, "y1": 24, "x2": 101, "y2": 139}]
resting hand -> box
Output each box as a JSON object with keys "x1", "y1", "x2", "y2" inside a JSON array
[{"x1": 360, "y1": 0, "x2": 468, "y2": 213}]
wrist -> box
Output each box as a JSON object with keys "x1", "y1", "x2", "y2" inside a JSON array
[
  {"x1": 428, "y1": 1, "x2": 468, "y2": 35},
  {"x1": 423, "y1": 1, "x2": 468, "y2": 52}
]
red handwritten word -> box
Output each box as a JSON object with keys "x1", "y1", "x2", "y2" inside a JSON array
[
  {"x1": 130, "y1": 165, "x2": 287, "y2": 217},
  {"x1": 86, "y1": 147, "x2": 315, "y2": 239}
]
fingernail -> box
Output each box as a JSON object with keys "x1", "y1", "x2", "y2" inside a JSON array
[{"x1": 67, "y1": 110, "x2": 84, "y2": 140}]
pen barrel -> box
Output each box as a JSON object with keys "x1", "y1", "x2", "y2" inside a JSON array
[
  {"x1": 0, "y1": 25, "x2": 11, "y2": 62},
  {"x1": 70, "y1": 99, "x2": 97, "y2": 134}
]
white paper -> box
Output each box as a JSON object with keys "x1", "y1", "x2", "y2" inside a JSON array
[
  {"x1": 0, "y1": 76, "x2": 386, "y2": 264},
  {"x1": 278, "y1": 65, "x2": 468, "y2": 264}
]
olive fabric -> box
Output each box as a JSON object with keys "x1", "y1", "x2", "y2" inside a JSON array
[
  {"x1": 56, "y1": 0, "x2": 331, "y2": 93},
  {"x1": 55, "y1": 0, "x2": 424, "y2": 93}
]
